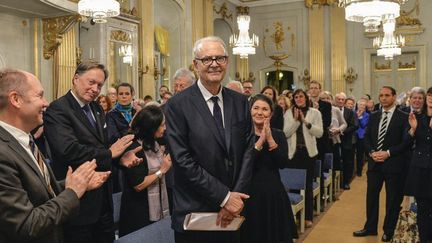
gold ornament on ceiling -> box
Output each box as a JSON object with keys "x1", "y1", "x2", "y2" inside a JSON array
[{"x1": 213, "y1": 2, "x2": 233, "y2": 21}]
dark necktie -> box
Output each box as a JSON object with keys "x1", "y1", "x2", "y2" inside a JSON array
[
  {"x1": 377, "y1": 111, "x2": 389, "y2": 151},
  {"x1": 29, "y1": 135, "x2": 55, "y2": 197},
  {"x1": 82, "y1": 104, "x2": 96, "y2": 129},
  {"x1": 210, "y1": 96, "x2": 225, "y2": 141}
]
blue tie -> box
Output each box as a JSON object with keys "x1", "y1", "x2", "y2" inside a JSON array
[
  {"x1": 210, "y1": 96, "x2": 225, "y2": 141},
  {"x1": 82, "y1": 104, "x2": 96, "y2": 129}
]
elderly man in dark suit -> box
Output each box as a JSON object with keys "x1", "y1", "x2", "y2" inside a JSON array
[
  {"x1": 353, "y1": 86, "x2": 410, "y2": 242},
  {"x1": 0, "y1": 68, "x2": 110, "y2": 243},
  {"x1": 165, "y1": 36, "x2": 255, "y2": 243},
  {"x1": 44, "y1": 61, "x2": 137, "y2": 243}
]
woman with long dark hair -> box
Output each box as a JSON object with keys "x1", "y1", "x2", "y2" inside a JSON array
[
  {"x1": 283, "y1": 89, "x2": 323, "y2": 228},
  {"x1": 261, "y1": 85, "x2": 284, "y2": 130},
  {"x1": 119, "y1": 105, "x2": 171, "y2": 236},
  {"x1": 240, "y1": 94, "x2": 297, "y2": 243}
]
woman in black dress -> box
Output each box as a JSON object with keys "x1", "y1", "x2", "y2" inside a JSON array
[
  {"x1": 240, "y1": 94, "x2": 298, "y2": 243},
  {"x1": 405, "y1": 87, "x2": 432, "y2": 243},
  {"x1": 119, "y1": 105, "x2": 172, "y2": 236}
]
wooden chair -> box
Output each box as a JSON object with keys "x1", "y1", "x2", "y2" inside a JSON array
[{"x1": 280, "y1": 168, "x2": 307, "y2": 233}]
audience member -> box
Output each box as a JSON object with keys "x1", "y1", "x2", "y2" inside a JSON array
[
  {"x1": 284, "y1": 89, "x2": 323, "y2": 228},
  {"x1": 335, "y1": 92, "x2": 359, "y2": 190},
  {"x1": 161, "y1": 91, "x2": 173, "y2": 104},
  {"x1": 405, "y1": 86, "x2": 432, "y2": 243},
  {"x1": 158, "y1": 85, "x2": 169, "y2": 103},
  {"x1": 172, "y1": 68, "x2": 195, "y2": 94},
  {"x1": 226, "y1": 80, "x2": 243, "y2": 93},
  {"x1": 353, "y1": 86, "x2": 410, "y2": 242},
  {"x1": 240, "y1": 94, "x2": 298, "y2": 243},
  {"x1": 367, "y1": 99, "x2": 376, "y2": 113},
  {"x1": 242, "y1": 80, "x2": 254, "y2": 100},
  {"x1": 165, "y1": 36, "x2": 254, "y2": 243},
  {"x1": 355, "y1": 98, "x2": 370, "y2": 177},
  {"x1": 44, "y1": 61, "x2": 139, "y2": 243},
  {"x1": 0, "y1": 68, "x2": 109, "y2": 242},
  {"x1": 107, "y1": 87, "x2": 117, "y2": 105},
  {"x1": 277, "y1": 95, "x2": 291, "y2": 114},
  {"x1": 132, "y1": 98, "x2": 145, "y2": 113},
  {"x1": 97, "y1": 95, "x2": 112, "y2": 114},
  {"x1": 261, "y1": 85, "x2": 284, "y2": 130},
  {"x1": 400, "y1": 87, "x2": 426, "y2": 114},
  {"x1": 144, "y1": 95, "x2": 154, "y2": 104},
  {"x1": 119, "y1": 105, "x2": 171, "y2": 236}
]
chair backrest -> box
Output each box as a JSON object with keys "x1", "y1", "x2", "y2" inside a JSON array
[
  {"x1": 323, "y1": 153, "x2": 334, "y2": 171},
  {"x1": 115, "y1": 216, "x2": 174, "y2": 243},
  {"x1": 314, "y1": 160, "x2": 322, "y2": 179},
  {"x1": 279, "y1": 168, "x2": 307, "y2": 191},
  {"x1": 113, "y1": 192, "x2": 122, "y2": 224}
]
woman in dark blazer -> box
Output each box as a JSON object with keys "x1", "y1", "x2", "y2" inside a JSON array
[
  {"x1": 119, "y1": 105, "x2": 172, "y2": 236},
  {"x1": 261, "y1": 85, "x2": 284, "y2": 130},
  {"x1": 405, "y1": 87, "x2": 432, "y2": 243}
]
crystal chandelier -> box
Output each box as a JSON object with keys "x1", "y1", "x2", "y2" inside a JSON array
[
  {"x1": 229, "y1": 7, "x2": 259, "y2": 59},
  {"x1": 119, "y1": 45, "x2": 133, "y2": 65},
  {"x1": 339, "y1": 0, "x2": 408, "y2": 32},
  {"x1": 373, "y1": 17, "x2": 405, "y2": 60},
  {"x1": 78, "y1": 0, "x2": 120, "y2": 24}
]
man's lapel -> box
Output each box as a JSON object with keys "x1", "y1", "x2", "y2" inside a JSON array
[{"x1": 0, "y1": 127, "x2": 53, "y2": 196}]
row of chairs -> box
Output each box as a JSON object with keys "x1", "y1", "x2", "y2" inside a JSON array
[{"x1": 279, "y1": 153, "x2": 338, "y2": 234}]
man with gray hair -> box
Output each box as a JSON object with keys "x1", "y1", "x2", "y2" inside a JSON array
[
  {"x1": 399, "y1": 86, "x2": 425, "y2": 114},
  {"x1": 225, "y1": 80, "x2": 244, "y2": 94},
  {"x1": 173, "y1": 68, "x2": 195, "y2": 94},
  {"x1": 165, "y1": 36, "x2": 254, "y2": 243}
]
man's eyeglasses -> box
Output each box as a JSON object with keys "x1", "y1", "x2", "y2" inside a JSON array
[{"x1": 195, "y1": 56, "x2": 228, "y2": 66}]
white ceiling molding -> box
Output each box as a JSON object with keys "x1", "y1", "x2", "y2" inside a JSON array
[{"x1": 226, "y1": 0, "x2": 302, "y2": 7}]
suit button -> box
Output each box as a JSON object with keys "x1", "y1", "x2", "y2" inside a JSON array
[
  {"x1": 418, "y1": 152, "x2": 422, "y2": 155},
  {"x1": 427, "y1": 137, "x2": 431, "y2": 140}
]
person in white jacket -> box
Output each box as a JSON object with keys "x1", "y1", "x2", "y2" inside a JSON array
[{"x1": 284, "y1": 89, "x2": 323, "y2": 228}]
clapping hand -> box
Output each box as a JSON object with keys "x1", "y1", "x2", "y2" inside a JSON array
[{"x1": 120, "y1": 146, "x2": 144, "y2": 168}]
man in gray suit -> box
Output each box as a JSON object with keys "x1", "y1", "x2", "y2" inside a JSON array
[{"x1": 0, "y1": 68, "x2": 110, "y2": 243}]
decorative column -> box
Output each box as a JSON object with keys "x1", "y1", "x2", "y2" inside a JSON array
[
  {"x1": 191, "y1": 0, "x2": 214, "y2": 44},
  {"x1": 138, "y1": 0, "x2": 155, "y2": 98},
  {"x1": 330, "y1": 7, "x2": 347, "y2": 94},
  {"x1": 308, "y1": 7, "x2": 325, "y2": 87}
]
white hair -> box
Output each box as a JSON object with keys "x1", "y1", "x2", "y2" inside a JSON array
[
  {"x1": 172, "y1": 68, "x2": 195, "y2": 85},
  {"x1": 193, "y1": 36, "x2": 228, "y2": 58},
  {"x1": 226, "y1": 80, "x2": 244, "y2": 93}
]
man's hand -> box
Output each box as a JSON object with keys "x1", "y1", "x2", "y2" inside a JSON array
[
  {"x1": 110, "y1": 134, "x2": 134, "y2": 159},
  {"x1": 120, "y1": 145, "x2": 143, "y2": 168},
  {"x1": 216, "y1": 208, "x2": 235, "y2": 228},
  {"x1": 371, "y1": 151, "x2": 389, "y2": 162},
  {"x1": 65, "y1": 159, "x2": 97, "y2": 198},
  {"x1": 87, "y1": 171, "x2": 111, "y2": 191},
  {"x1": 223, "y1": 192, "x2": 249, "y2": 216}
]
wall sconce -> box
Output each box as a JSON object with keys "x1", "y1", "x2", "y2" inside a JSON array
[{"x1": 344, "y1": 67, "x2": 358, "y2": 93}]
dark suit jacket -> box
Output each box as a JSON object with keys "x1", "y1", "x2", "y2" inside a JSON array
[
  {"x1": 165, "y1": 83, "x2": 255, "y2": 232},
  {"x1": 364, "y1": 108, "x2": 410, "y2": 173},
  {"x1": 409, "y1": 114, "x2": 432, "y2": 169},
  {"x1": 341, "y1": 108, "x2": 359, "y2": 149},
  {"x1": 106, "y1": 108, "x2": 136, "y2": 145},
  {"x1": 0, "y1": 126, "x2": 79, "y2": 243},
  {"x1": 44, "y1": 91, "x2": 112, "y2": 225}
]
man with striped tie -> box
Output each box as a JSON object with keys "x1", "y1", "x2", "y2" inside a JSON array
[{"x1": 353, "y1": 86, "x2": 411, "y2": 242}]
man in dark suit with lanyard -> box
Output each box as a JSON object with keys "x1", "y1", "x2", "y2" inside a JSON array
[
  {"x1": 353, "y1": 86, "x2": 410, "y2": 242},
  {"x1": 165, "y1": 36, "x2": 255, "y2": 243},
  {"x1": 44, "y1": 61, "x2": 138, "y2": 243},
  {"x1": 0, "y1": 68, "x2": 110, "y2": 242}
]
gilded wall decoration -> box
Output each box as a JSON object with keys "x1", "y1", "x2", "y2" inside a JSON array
[
  {"x1": 397, "y1": 0, "x2": 421, "y2": 27},
  {"x1": 343, "y1": 67, "x2": 358, "y2": 84},
  {"x1": 298, "y1": 69, "x2": 311, "y2": 88},
  {"x1": 110, "y1": 30, "x2": 132, "y2": 43},
  {"x1": 398, "y1": 60, "x2": 416, "y2": 70},
  {"x1": 305, "y1": 0, "x2": 337, "y2": 9},
  {"x1": 42, "y1": 15, "x2": 81, "y2": 60},
  {"x1": 374, "y1": 61, "x2": 392, "y2": 71},
  {"x1": 213, "y1": 2, "x2": 233, "y2": 21},
  {"x1": 263, "y1": 21, "x2": 294, "y2": 66}
]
